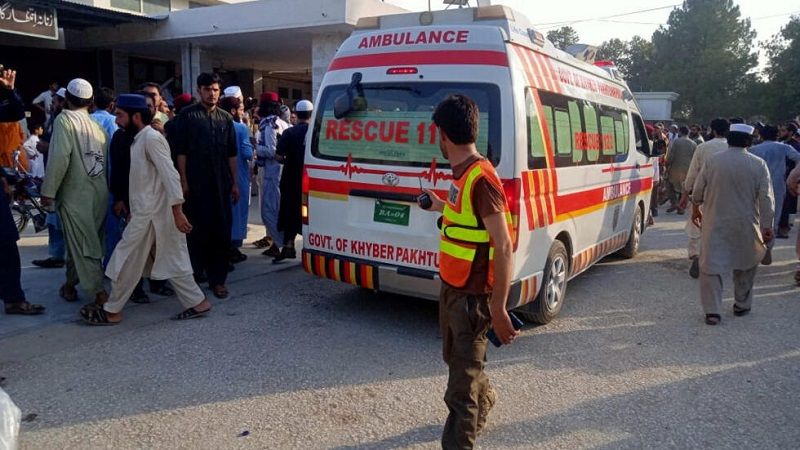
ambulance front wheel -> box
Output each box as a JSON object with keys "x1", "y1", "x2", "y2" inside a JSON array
[
  {"x1": 618, "y1": 203, "x2": 643, "y2": 259},
  {"x1": 517, "y1": 241, "x2": 568, "y2": 324}
]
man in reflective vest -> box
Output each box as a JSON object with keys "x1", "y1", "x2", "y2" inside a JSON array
[{"x1": 419, "y1": 94, "x2": 518, "y2": 449}]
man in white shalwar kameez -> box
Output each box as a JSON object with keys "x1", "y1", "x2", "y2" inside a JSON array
[
  {"x1": 80, "y1": 94, "x2": 211, "y2": 325},
  {"x1": 691, "y1": 124, "x2": 774, "y2": 326}
]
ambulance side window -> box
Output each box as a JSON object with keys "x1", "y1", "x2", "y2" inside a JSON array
[
  {"x1": 632, "y1": 113, "x2": 652, "y2": 156},
  {"x1": 583, "y1": 103, "x2": 600, "y2": 163},
  {"x1": 525, "y1": 88, "x2": 548, "y2": 170}
]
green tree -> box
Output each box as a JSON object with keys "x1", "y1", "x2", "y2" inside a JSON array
[
  {"x1": 763, "y1": 15, "x2": 800, "y2": 122},
  {"x1": 648, "y1": 0, "x2": 757, "y2": 122},
  {"x1": 620, "y1": 36, "x2": 656, "y2": 92},
  {"x1": 546, "y1": 26, "x2": 579, "y2": 50},
  {"x1": 597, "y1": 38, "x2": 627, "y2": 62}
]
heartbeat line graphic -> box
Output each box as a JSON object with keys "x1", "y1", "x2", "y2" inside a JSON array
[{"x1": 307, "y1": 154, "x2": 452, "y2": 187}]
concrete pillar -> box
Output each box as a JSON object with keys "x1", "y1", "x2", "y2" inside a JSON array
[
  {"x1": 181, "y1": 43, "x2": 201, "y2": 96},
  {"x1": 112, "y1": 50, "x2": 130, "y2": 94},
  {"x1": 311, "y1": 32, "x2": 350, "y2": 101},
  {"x1": 235, "y1": 69, "x2": 262, "y2": 99}
]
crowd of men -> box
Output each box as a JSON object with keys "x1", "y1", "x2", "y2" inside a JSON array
[
  {"x1": 1, "y1": 67, "x2": 313, "y2": 323},
  {"x1": 649, "y1": 118, "x2": 800, "y2": 325}
]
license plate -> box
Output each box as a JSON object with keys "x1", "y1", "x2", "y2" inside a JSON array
[{"x1": 373, "y1": 200, "x2": 410, "y2": 226}]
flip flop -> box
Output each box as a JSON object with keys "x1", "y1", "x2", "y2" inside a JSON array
[
  {"x1": 4, "y1": 301, "x2": 45, "y2": 315},
  {"x1": 171, "y1": 306, "x2": 210, "y2": 321}
]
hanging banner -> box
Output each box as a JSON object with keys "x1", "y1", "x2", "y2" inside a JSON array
[{"x1": 0, "y1": 2, "x2": 58, "y2": 40}]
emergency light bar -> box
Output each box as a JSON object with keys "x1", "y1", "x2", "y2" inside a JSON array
[{"x1": 356, "y1": 5, "x2": 514, "y2": 30}]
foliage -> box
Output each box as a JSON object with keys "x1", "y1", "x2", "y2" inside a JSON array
[
  {"x1": 762, "y1": 15, "x2": 800, "y2": 122},
  {"x1": 546, "y1": 26, "x2": 580, "y2": 51},
  {"x1": 646, "y1": 0, "x2": 757, "y2": 122}
]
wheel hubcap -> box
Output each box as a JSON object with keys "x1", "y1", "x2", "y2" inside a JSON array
[
  {"x1": 546, "y1": 256, "x2": 566, "y2": 310},
  {"x1": 632, "y1": 209, "x2": 641, "y2": 249}
]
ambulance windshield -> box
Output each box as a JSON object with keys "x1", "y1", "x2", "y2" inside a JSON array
[{"x1": 311, "y1": 82, "x2": 501, "y2": 167}]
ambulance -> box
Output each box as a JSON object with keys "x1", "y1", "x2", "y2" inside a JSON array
[{"x1": 301, "y1": 5, "x2": 655, "y2": 323}]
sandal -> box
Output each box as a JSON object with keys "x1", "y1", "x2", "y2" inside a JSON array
[
  {"x1": 80, "y1": 304, "x2": 120, "y2": 326},
  {"x1": 171, "y1": 306, "x2": 211, "y2": 321},
  {"x1": 59, "y1": 284, "x2": 78, "y2": 302},
  {"x1": 211, "y1": 285, "x2": 229, "y2": 299},
  {"x1": 733, "y1": 305, "x2": 750, "y2": 317},
  {"x1": 4, "y1": 301, "x2": 46, "y2": 315},
  {"x1": 705, "y1": 314, "x2": 721, "y2": 326},
  {"x1": 252, "y1": 236, "x2": 272, "y2": 249}
]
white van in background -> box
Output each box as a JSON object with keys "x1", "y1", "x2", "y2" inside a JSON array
[{"x1": 301, "y1": 5, "x2": 655, "y2": 323}]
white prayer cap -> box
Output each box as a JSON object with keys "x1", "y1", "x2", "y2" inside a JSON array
[
  {"x1": 55, "y1": 88, "x2": 66, "y2": 98},
  {"x1": 730, "y1": 124, "x2": 754, "y2": 135},
  {"x1": 224, "y1": 86, "x2": 243, "y2": 100},
  {"x1": 296, "y1": 100, "x2": 314, "y2": 112},
  {"x1": 67, "y1": 78, "x2": 93, "y2": 100}
]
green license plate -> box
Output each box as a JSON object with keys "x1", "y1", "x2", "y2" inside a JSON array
[{"x1": 373, "y1": 200, "x2": 410, "y2": 226}]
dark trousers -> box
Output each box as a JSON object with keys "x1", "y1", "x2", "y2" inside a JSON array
[
  {"x1": 780, "y1": 193, "x2": 796, "y2": 229},
  {"x1": 0, "y1": 240, "x2": 25, "y2": 304},
  {"x1": 439, "y1": 284, "x2": 492, "y2": 450}
]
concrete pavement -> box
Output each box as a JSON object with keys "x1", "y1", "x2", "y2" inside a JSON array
[{"x1": 2, "y1": 213, "x2": 799, "y2": 449}]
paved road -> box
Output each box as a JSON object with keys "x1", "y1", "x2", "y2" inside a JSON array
[{"x1": 2, "y1": 213, "x2": 799, "y2": 449}]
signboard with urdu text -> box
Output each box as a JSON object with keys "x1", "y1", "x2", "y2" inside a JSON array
[{"x1": 0, "y1": 2, "x2": 58, "y2": 40}]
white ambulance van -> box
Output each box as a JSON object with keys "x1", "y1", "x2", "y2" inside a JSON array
[{"x1": 301, "y1": 5, "x2": 655, "y2": 323}]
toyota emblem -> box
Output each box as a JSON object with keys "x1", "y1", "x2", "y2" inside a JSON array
[{"x1": 382, "y1": 172, "x2": 400, "y2": 187}]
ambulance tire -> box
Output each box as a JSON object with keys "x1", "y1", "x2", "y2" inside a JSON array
[
  {"x1": 618, "y1": 204, "x2": 643, "y2": 259},
  {"x1": 517, "y1": 241, "x2": 568, "y2": 325}
]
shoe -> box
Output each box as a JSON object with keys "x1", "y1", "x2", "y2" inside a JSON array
[
  {"x1": 676, "y1": 209, "x2": 685, "y2": 215},
  {"x1": 777, "y1": 227, "x2": 790, "y2": 239},
  {"x1": 32, "y1": 257, "x2": 65, "y2": 268},
  {"x1": 666, "y1": 205, "x2": 678, "y2": 213},
  {"x1": 733, "y1": 305, "x2": 750, "y2": 317},
  {"x1": 262, "y1": 243, "x2": 280, "y2": 257},
  {"x1": 689, "y1": 256, "x2": 699, "y2": 279},
  {"x1": 476, "y1": 386, "x2": 497, "y2": 436},
  {"x1": 272, "y1": 246, "x2": 297, "y2": 264},
  {"x1": 761, "y1": 248, "x2": 772, "y2": 265}
]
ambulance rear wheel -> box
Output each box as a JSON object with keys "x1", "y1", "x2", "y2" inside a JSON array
[
  {"x1": 517, "y1": 241, "x2": 568, "y2": 324},
  {"x1": 618, "y1": 204, "x2": 643, "y2": 259}
]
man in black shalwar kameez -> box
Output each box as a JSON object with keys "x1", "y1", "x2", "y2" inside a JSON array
[{"x1": 174, "y1": 73, "x2": 239, "y2": 298}]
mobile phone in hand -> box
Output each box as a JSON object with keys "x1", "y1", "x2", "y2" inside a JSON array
[{"x1": 487, "y1": 311, "x2": 524, "y2": 348}]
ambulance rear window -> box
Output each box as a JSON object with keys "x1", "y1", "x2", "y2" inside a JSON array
[{"x1": 311, "y1": 82, "x2": 501, "y2": 167}]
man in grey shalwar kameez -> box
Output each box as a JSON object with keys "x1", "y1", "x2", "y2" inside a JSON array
[{"x1": 691, "y1": 124, "x2": 774, "y2": 325}]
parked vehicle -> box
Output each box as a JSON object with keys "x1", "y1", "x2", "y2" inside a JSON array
[{"x1": 302, "y1": 5, "x2": 655, "y2": 323}]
